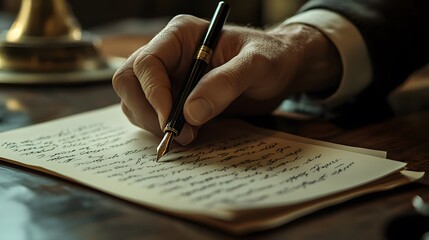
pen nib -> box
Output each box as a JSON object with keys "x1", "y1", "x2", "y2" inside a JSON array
[{"x1": 156, "y1": 131, "x2": 174, "y2": 161}]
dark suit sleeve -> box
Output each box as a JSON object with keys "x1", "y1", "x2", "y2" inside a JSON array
[{"x1": 299, "y1": 0, "x2": 429, "y2": 123}]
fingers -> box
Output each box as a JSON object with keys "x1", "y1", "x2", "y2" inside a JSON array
[
  {"x1": 133, "y1": 15, "x2": 208, "y2": 128},
  {"x1": 113, "y1": 16, "x2": 291, "y2": 145},
  {"x1": 113, "y1": 59, "x2": 161, "y2": 135},
  {"x1": 133, "y1": 54, "x2": 173, "y2": 128},
  {"x1": 113, "y1": 15, "x2": 209, "y2": 145},
  {"x1": 115, "y1": 62, "x2": 198, "y2": 145}
]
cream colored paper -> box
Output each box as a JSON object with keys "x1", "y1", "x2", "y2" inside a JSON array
[{"x1": 0, "y1": 104, "x2": 419, "y2": 233}]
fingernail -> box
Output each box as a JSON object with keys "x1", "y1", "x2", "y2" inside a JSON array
[
  {"x1": 186, "y1": 98, "x2": 212, "y2": 125},
  {"x1": 176, "y1": 124, "x2": 195, "y2": 146}
]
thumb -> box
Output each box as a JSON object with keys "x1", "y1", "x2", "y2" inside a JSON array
[{"x1": 183, "y1": 51, "x2": 266, "y2": 126}]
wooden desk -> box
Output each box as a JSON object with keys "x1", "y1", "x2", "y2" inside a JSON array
[{"x1": 0, "y1": 37, "x2": 428, "y2": 240}]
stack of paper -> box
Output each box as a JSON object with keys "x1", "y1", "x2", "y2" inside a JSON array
[{"x1": 0, "y1": 105, "x2": 422, "y2": 234}]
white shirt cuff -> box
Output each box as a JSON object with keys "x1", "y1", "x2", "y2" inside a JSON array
[{"x1": 284, "y1": 9, "x2": 372, "y2": 107}]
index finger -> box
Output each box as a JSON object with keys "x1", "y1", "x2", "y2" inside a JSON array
[{"x1": 133, "y1": 15, "x2": 209, "y2": 128}]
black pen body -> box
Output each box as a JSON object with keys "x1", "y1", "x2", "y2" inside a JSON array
[
  {"x1": 165, "y1": 59, "x2": 208, "y2": 134},
  {"x1": 163, "y1": 1, "x2": 230, "y2": 136},
  {"x1": 157, "y1": 2, "x2": 229, "y2": 160}
]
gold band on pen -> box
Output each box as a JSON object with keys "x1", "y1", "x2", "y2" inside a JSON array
[
  {"x1": 194, "y1": 45, "x2": 213, "y2": 64},
  {"x1": 164, "y1": 126, "x2": 179, "y2": 135}
]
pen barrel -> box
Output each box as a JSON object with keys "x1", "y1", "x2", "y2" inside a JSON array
[
  {"x1": 165, "y1": 59, "x2": 208, "y2": 134},
  {"x1": 164, "y1": 1, "x2": 230, "y2": 136},
  {"x1": 202, "y1": 2, "x2": 230, "y2": 49}
]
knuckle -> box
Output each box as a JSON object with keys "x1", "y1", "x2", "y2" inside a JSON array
[
  {"x1": 111, "y1": 70, "x2": 123, "y2": 91},
  {"x1": 245, "y1": 34, "x2": 285, "y2": 66},
  {"x1": 169, "y1": 14, "x2": 198, "y2": 27},
  {"x1": 245, "y1": 43, "x2": 281, "y2": 78},
  {"x1": 161, "y1": 15, "x2": 195, "y2": 39},
  {"x1": 242, "y1": 40, "x2": 288, "y2": 99},
  {"x1": 133, "y1": 54, "x2": 157, "y2": 83},
  {"x1": 111, "y1": 67, "x2": 135, "y2": 97},
  {"x1": 133, "y1": 53, "x2": 151, "y2": 76},
  {"x1": 142, "y1": 80, "x2": 159, "y2": 102},
  {"x1": 247, "y1": 45, "x2": 272, "y2": 66},
  {"x1": 133, "y1": 54, "x2": 171, "y2": 105},
  {"x1": 133, "y1": 54, "x2": 160, "y2": 99},
  {"x1": 163, "y1": 15, "x2": 206, "y2": 42}
]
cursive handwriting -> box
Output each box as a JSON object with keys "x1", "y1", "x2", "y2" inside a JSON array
[
  {"x1": 0, "y1": 106, "x2": 403, "y2": 211},
  {"x1": 1, "y1": 120, "x2": 360, "y2": 209}
]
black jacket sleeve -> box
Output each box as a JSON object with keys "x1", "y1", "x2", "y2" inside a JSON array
[{"x1": 299, "y1": 0, "x2": 429, "y2": 123}]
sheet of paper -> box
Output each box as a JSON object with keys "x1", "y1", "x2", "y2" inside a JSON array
[
  {"x1": 268, "y1": 129, "x2": 387, "y2": 158},
  {"x1": 0, "y1": 104, "x2": 406, "y2": 219},
  {"x1": 188, "y1": 170, "x2": 423, "y2": 234}
]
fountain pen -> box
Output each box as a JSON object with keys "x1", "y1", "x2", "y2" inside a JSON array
[{"x1": 156, "y1": 2, "x2": 230, "y2": 161}]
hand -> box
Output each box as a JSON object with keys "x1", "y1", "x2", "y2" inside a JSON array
[{"x1": 112, "y1": 15, "x2": 341, "y2": 145}]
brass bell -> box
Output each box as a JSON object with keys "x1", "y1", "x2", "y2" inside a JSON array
[{"x1": 0, "y1": 0, "x2": 120, "y2": 84}]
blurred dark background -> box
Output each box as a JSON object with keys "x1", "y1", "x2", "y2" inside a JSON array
[
  {"x1": 0, "y1": 1, "x2": 428, "y2": 118},
  {"x1": 0, "y1": 0, "x2": 306, "y2": 30}
]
